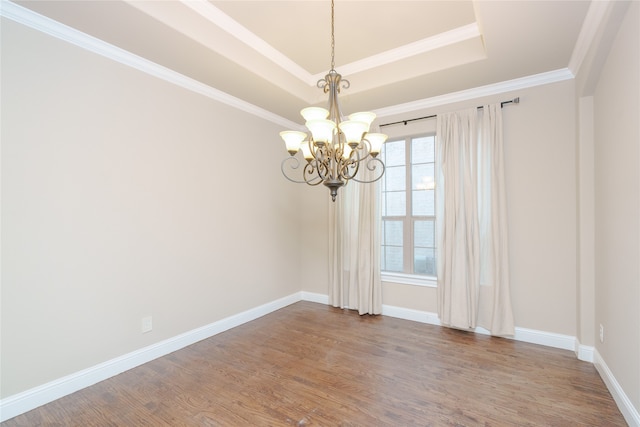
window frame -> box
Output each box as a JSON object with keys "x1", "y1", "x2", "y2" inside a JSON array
[{"x1": 380, "y1": 132, "x2": 437, "y2": 288}]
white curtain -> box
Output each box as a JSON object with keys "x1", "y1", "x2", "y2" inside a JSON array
[
  {"x1": 436, "y1": 104, "x2": 515, "y2": 336},
  {"x1": 329, "y1": 164, "x2": 382, "y2": 315}
]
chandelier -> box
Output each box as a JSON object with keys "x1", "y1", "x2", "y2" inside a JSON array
[{"x1": 279, "y1": 0, "x2": 388, "y2": 202}]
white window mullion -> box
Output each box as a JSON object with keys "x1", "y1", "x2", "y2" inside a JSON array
[{"x1": 405, "y1": 136, "x2": 413, "y2": 274}]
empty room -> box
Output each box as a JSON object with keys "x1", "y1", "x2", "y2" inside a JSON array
[{"x1": 1, "y1": 0, "x2": 638, "y2": 425}]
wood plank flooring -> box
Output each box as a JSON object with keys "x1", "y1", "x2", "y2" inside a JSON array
[{"x1": 3, "y1": 301, "x2": 626, "y2": 426}]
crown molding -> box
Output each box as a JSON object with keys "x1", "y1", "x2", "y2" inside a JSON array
[
  {"x1": 568, "y1": 0, "x2": 612, "y2": 76},
  {"x1": 0, "y1": 0, "x2": 300, "y2": 130},
  {"x1": 374, "y1": 68, "x2": 575, "y2": 118}
]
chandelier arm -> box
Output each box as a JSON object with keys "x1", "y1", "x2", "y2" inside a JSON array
[
  {"x1": 317, "y1": 78, "x2": 329, "y2": 91},
  {"x1": 311, "y1": 139, "x2": 326, "y2": 161},
  {"x1": 358, "y1": 137, "x2": 373, "y2": 158},
  {"x1": 303, "y1": 162, "x2": 325, "y2": 186},
  {"x1": 316, "y1": 160, "x2": 331, "y2": 182},
  {"x1": 351, "y1": 157, "x2": 386, "y2": 183},
  {"x1": 280, "y1": 157, "x2": 306, "y2": 183},
  {"x1": 281, "y1": 157, "x2": 322, "y2": 185},
  {"x1": 332, "y1": 144, "x2": 341, "y2": 179},
  {"x1": 313, "y1": 144, "x2": 331, "y2": 180},
  {"x1": 328, "y1": 144, "x2": 339, "y2": 179},
  {"x1": 337, "y1": 147, "x2": 360, "y2": 180},
  {"x1": 340, "y1": 160, "x2": 359, "y2": 181},
  {"x1": 311, "y1": 141, "x2": 335, "y2": 181}
]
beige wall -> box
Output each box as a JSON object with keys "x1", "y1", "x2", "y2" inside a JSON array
[
  {"x1": 577, "y1": 95, "x2": 596, "y2": 349},
  {"x1": 1, "y1": 19, "x2": 301, "y2": 397},
  {"x1": 297, "y1": 186, "x2": 330, "y2": 295},
  {"x1": 591, "y1": 1, "x2": 640, "y2": 413}
]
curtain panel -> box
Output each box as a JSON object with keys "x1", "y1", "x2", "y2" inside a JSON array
[
  {"x1": 329, "y1": 166, "x2": 382, "y2": 315},
  {"x1": 436, "y1": 104, "x2": 515, "y2": 336}
]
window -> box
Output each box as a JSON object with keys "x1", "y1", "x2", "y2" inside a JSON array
[{"x1": 380, "y1": 134, "x2": 436, "y2": 283}]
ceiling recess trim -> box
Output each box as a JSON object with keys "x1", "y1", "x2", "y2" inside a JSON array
[
  {"x1": 179, "y1": 0, "x2": 315, "y2": 86},
  {"x1": 181, "y1": 0, "x2": 483, "y2": 89},
  {"x1": 324, "y1": 23, "x2": 483, "y2": 81}
]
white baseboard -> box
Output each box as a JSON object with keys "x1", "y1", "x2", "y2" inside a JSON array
[
  {"x1": 382, "y1": 304, "x2": 442, "y2": 325},
  {"x1": 512, "y1": 326, "x2": 576, "y2": 351},
  {"x1": 576, "y1": 342, "x2": 595, "y2": 363},
  {"x1": 380, "y1": 302, "x2": 577, "y2": 352},
  {"x1": 301, "y1": 291, "x2": 329, "y2": 305},
  {"x1": 0, "y1": 292, "x2": 303, "y2": 423},
  {"x1": 594, "y1": 349, "x2": 640, "y2": 427}
]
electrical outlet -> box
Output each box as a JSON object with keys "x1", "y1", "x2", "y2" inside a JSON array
[
  {"x1": 599, "y1": 324, "x2": 604, "y2": 343},
  {"x1": 142, "y1": 316, "x2": 153, "y2": 333}
]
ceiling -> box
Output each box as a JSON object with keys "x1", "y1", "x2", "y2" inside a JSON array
[{"x1": 11, "y1": 0, "x2": 592, "y2": 124}]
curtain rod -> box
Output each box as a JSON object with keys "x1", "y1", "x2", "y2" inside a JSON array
[{"x1": 379, "y1": 97, "x2": 520, "y2": 128}]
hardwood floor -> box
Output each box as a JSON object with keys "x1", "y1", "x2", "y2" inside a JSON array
[{"x1": 3, "y1": 301, "x2": 626, "y2": 426}]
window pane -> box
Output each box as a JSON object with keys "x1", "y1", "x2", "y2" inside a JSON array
[
  {"x1": 385, "y1": 166, "x2": 406, "y2": 192},
  {"x1": 383, "y1": 220, "x2": 403, "y2": 246},
  {"x1": 381, "y1": 133, "x2": 437, "y2": 277},
  {"x1": 414, "y1": 220, "x2": 435, "y2": 247},
  {"x1": 412, "y1": 136, "x2": 435, "y2": 163},
  {"x1": 383, "y1": 140, "x2": 405, "y2": 166},
  {"x1": 414, "y1": 247, "x2": 436, "y2": 276},
  {"x1": 412, "y1": 163, "x2": 435, "y2": 190},
  {"x1": 385, "y1": 192, "x2": 406, "y2": 216},
  {"x1": 412, "y1": 190, "x2": 434, "y2": 216},
  {"x1": 384, "y1": 246, "x2": 403, "y2": 272}
]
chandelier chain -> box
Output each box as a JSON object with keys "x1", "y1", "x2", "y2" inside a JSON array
[{"x1": 330, "y1": 0, "x2": 335, "y2": 71}]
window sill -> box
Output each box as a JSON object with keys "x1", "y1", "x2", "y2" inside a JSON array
[{"x1": 381, "y1": 272, "x2": 437, "y2": 288}]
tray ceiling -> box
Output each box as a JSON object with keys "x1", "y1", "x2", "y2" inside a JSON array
[{"x1": 9, "y1": 1, "x2": 592, "y2": 123}]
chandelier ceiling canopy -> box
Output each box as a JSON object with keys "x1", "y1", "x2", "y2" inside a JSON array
[{"x1": 279, "y1": 0, "x2": 388, "y2": 202}]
